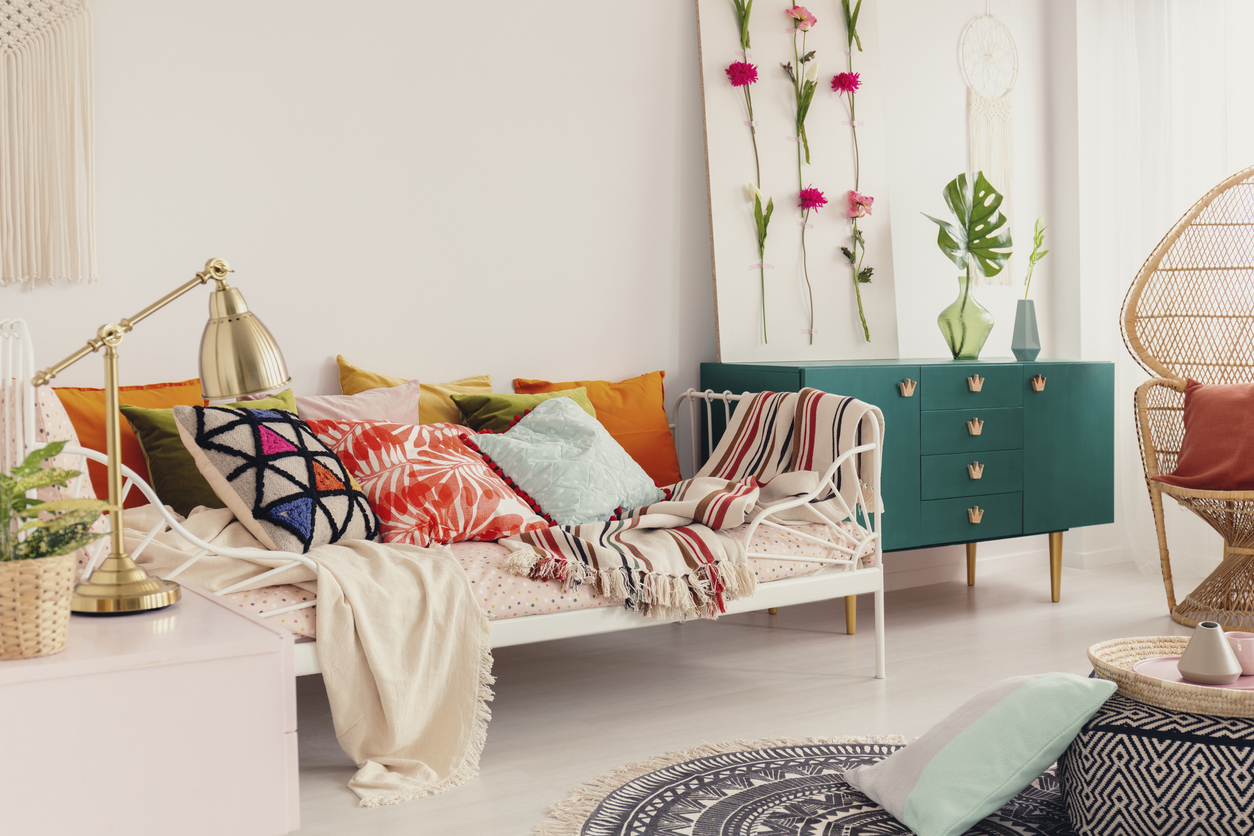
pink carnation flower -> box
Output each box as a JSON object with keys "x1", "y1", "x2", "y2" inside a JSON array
[
  {"x1": 786, "y1": 5, "x2": 817, "y2": 30},
  {"x1": 725, "y1": 61, "x2": 759, "y2": 88},
  {"x1": 799, "y1": 186, "x2": 827, "y2": 212},
  {"x1": 848, "y1": 190, "x2": 874, "y2": 218},
  {"x1": 831, "y1": 72, "x2": 861, "y2": 96}
]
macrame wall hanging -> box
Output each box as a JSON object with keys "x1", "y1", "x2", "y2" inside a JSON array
[
  {"x1": 959, "y1": 6, "x2": 1017, "y2": 285},
  {"x1": 0, "y1": 0, "x2": 96, "y2": 287}
]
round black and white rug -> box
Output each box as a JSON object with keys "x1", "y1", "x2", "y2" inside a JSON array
[{"x1": 537, "y1": 737, "x2": 1074, "y2": 836}]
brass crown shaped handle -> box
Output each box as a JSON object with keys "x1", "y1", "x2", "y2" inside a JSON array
[
  {"x1": 968, "y1": 374, "x2": 985, "y2": 392},
  {"x1": 968, "y1": 506, "x2": 985, "y2": 524},
  {"x1": 967, "y1": 461, "x2": 984, "y2": 479},
  {"x1": 898, "y1": 379, "x2": 917, "y2": 397},
  {"x1": 967, "y1": 417, "x2": 984, "y2": 436},
  {"x1": 1031, "y1": 374, "x2": 1047, "y2": 392}
]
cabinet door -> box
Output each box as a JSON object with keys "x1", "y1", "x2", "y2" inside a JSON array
[
  {"x1": 1022, "y1": 362, "x2": 1115, "y2": 534},
  {"x1": 802, "y1": 366, "x2": 922, "y2": 551}
]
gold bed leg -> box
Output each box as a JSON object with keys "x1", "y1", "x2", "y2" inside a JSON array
[
  {"x1": 966, "y1": 543, "x2": 977, "y2": 586},
  {"x1": 845, "y1": 595, "x2": 857, "y2": 634},
  {"x1": 768, "y1": 607, "x2": 778, "y2": 615},
  {"x1": 1049, "y1": 531, "x2": 1063, "y2": 603}
]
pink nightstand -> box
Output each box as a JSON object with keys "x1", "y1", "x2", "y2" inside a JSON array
[{"x1": 0, "y1": 583, "x2": 298, "y2": 835}]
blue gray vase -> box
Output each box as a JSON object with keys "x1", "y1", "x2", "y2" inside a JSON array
[{"x1": 1011, "y1": 299, "x2": 1041, "y2": 361}]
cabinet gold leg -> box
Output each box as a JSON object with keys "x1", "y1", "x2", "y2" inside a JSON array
[
  {"x1": 845, "y1": 595, "x2": 857, "y2": 635},
  {"x1": 768, "y1": 607, "x2": 778, "y2": 615},
  {"x1": 1049, "y1": 531, "x2": 1063, "y2": 603},
  {"x1": 966, "y1": 543, "x2": 977, "y2": 586}
]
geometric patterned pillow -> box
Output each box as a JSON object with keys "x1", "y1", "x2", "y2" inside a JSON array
[
  {"x1": 308, "y1": 419, "x2": 549, "y2": 548},
  {"x1": 173, "y1": 405, "x2": 379, "y2": 553}
]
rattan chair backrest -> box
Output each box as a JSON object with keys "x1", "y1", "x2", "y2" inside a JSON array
[{"x1": 1121, "y1": 164, "x2": 1254, "y2": 383}]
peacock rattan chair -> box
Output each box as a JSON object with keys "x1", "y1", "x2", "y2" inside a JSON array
[{"x1": 1121, "y1": 164, "x2": 1254, "y2": 630}]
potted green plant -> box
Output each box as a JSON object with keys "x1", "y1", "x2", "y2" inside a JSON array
[
  {"x1": 1012, "y1": 217, "x2": 1049, "y2": 361},
  {"x1": 923, "y1": 171, "x2": 1013, "y2": 359},
  {"x1": 1, "y1": 441, "x2": 108, "y2": 660}
]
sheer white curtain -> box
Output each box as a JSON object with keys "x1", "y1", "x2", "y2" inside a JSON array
[{"x1": 1080, "y1": 0, "x2": 1254, "y2": 587}]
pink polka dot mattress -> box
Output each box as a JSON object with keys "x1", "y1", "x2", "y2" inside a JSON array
[{"x1": 220, "y1": 523, "x2": 870, "y2": 639}]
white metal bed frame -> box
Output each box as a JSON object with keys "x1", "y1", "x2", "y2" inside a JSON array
[{"x1": 3, "y1": 319, "x2": 886, "y2": 679}]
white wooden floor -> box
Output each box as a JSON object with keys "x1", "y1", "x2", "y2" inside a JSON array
[{"x1": 292, "y1": 560, "x2": 1194, "y2": 835}]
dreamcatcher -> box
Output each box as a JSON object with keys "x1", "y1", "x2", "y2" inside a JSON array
[{"x1": 959, "y1": 7, "x2": 1017, "y2": 284}]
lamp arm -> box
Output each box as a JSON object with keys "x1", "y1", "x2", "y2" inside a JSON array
[{"x1": 31, "y1": 259, "x2": 233, "y2": 386}]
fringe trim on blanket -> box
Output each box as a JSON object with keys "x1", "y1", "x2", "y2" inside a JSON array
[
  {"x1": 504, "y1": 546, "x2": 758, "y2": 622},
  {"x1": 535, "y1": 735, "x2": 910, "y2": 836},
  {"x1": 357, "y1": 609, "x2": 496, "y2": 807}
]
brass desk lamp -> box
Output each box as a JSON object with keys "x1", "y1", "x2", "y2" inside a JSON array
[{"x1": 33, "y1": 258, "x2": 290, "y2": 614}]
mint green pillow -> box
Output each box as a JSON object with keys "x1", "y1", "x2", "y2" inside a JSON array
[
  {"x1": 843, "y1": 672, "x2": 1116, "y2": 836},
  {"x1": 467, "y1": 397, "x2": 662, "y2": 525},
  {"x1": 451, "y1": 388, "x2": 596, "y2": 432},
  {"x1": 121, "y1": 389, "x2": 298, "y2": 517}
]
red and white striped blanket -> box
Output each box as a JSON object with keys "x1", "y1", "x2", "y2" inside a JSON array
[
  {"x1": 501, "y1": 388, "x2": 883, "y2": 621},
  {"x1": 697, "y1": 387, "x2": 884, "y2": 525}
]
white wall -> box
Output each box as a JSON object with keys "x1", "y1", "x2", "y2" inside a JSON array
[
  {"x1": 5, "y1": 0, "x2": 716, "y2": 402},
  {"x1": 3, "y1": 1, "x2": 1132, "y2": 585}
]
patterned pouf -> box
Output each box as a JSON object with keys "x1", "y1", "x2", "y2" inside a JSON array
[
  {"x1": 1058, "y1": 692, "x2": 1254, "y2": 835},
  {"x1": 539, "y1": 738, "x2": 1075, "y2": 835}
]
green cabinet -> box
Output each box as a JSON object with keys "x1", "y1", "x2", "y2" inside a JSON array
[{"x1": 700, "y1": 358, "x2": 1114, "y2": 560}]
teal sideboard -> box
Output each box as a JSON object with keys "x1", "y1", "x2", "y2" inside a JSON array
[{"x1": 700, "y1": 358, "x2": 1115, "y2": 602}]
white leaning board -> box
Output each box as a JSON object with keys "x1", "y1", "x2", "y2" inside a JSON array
[
  {"x1": 695, "y1": 0, "x2": 900, "y2": 361},
  {"x1": 293, "y1": 564, "x2": 885, "y2": 677}
]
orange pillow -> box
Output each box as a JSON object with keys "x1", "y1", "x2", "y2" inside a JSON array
[
  {"x1": 55, "y1": 379, "x2": 205, "y2": 508},
  {"x1": 1153, "y1": 379, "x2": 1254, "y2": 491},
  {"x1": 513, "y1": 371, "x2": 682, "y2": 486}
]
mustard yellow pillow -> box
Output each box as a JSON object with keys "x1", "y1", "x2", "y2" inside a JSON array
[{"x1": 335, "y1": 355, "x2": 492, "y2": 425}]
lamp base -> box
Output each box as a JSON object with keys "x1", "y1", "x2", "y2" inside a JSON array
[{"x1": 69, "y1": 552, "x2": 181, "y2": 615}]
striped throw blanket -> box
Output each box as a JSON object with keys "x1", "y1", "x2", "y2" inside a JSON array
[
  {"x1": 696, "y1": 388, "x2": 884, "y2": 525},
  {"x1": 501, "y1": 388, "x2": 883, "y2": 622},
  {"x1": 500, "y1": 477, "x2": 763, "y2": 620}
]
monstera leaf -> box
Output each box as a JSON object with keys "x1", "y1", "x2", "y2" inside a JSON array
[{"x1": 923, "y1": 172, "x2": 1013, "y2": 278}]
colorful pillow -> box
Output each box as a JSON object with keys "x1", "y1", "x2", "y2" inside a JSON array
[
  {"x1": 55, "y1": 378, "x2": 205, "y2": 508},
  {"x1": 309, "y1": 419, "x2": 548, "y2": 547},
  {"x1": 335, "y1": 355, "x2": 491, "y2": 425},
  {"x1": 451, "y1": 388, "x2": 596, "y2": 433},
  {"x1": 295, "y1": 378, "x2": 422, "y2": 425},
  {"x1": 120, "y1": 390, "x2": 298, "y2": 517},
  {"x1": 1152, "y1": 379, "x2": 1254, "y2": 491},
  {"x1": 173, "y1": 406, "x2": 379, "y2": 553},
  {"x1": 842, "y1": 673, "x2": 1117, "y2": 836},
  {"x1": 464, "y1": 398, "x2": 664, "y2": 526},
  {"x1": 513, "y1": 371, "x2": 681, "y2": 486}
]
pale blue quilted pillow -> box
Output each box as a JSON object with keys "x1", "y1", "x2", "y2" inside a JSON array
[{"x1": 466, "y1": 398, "x2": 664, "y2": 526}]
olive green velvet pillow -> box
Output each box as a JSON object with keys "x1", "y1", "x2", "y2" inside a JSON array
[
  {"x1": 120, "y1": 389, "x2": 298, "y2": 517},
  {"x1": 451, "y1": 388, "x2": 596, "y2": 432}
]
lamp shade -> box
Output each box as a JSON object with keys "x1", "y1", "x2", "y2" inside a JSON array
[{"x1": 199, "y1": 285, "x2": 290, "y2": 400}]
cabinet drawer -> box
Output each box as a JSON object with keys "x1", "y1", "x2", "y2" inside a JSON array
[
  {"x1": 921, "y1": 407, "x2": 1023, "y2": 455},
  {"x1": 920, "y1": 365, "x2": 1023, "y2": 410},
  {"x1": 921, "y1": 450, "x2": 1023, "y2": 499},
  {"x1": 921, "y1": 492, "x2": 1022, "y2": 543}
]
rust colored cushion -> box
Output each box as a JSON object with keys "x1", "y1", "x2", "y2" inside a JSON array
[
  {"x1": 1153, "y1": 379, "x2": 1254, "y2": 491},
  {"x1": 54, "y1": 378, "x2": 205, "y2": 508},
  {"x1": 513, "y1": 371, "x2": 682, "y2": 486}
]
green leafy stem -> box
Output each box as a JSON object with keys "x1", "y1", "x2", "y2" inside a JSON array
[
  {"x1": 753, "y1": 191, "x2": 775, "y2": 342},
  {"x1": 2, "y1": 441, "x2": 109, "y2": 563}
]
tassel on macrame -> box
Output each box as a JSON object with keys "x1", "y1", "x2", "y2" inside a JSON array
[
  {"x1": 960, "y1": 10, "x2": 1017, "y2": 286},
  {"x1": 0, "y1": 0, "x2": 97, "y2": 287}
]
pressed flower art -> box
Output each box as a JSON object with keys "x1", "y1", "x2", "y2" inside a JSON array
[
  {"x1": 834, "y1": 0, "x2": 875, "y2": 341},
  {"x1": 798, "y1": 185, "x2": 826, "y2": 343},
  {"x1": 782, "y1": 6, "x2": 822, "y2": 345}
]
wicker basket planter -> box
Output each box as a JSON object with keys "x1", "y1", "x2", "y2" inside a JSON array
[{"x1": 0, "y1": 552, "x2": 76, "y2": 660}]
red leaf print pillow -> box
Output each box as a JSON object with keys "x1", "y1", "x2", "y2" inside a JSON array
[{"x1": 308, "y1": 419, "x2": 548, "y2": 547}]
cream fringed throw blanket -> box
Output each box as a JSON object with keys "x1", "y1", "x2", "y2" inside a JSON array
[{"x1": 121, "y1": 506, "x2": 491, "y2": 807}]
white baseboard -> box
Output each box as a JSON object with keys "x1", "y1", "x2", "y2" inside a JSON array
[{"x1": 1062, "y1": 545, "x2": 1130, "y2": 570}]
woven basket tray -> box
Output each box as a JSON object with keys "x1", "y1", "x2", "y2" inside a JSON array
[{"x1": 1089, "y1": 636, "x2": 1254, "y2": 718}]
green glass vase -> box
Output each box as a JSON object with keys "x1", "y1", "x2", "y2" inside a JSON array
[{"x1": 937, "y1": 273, "x2": 994, "y2": 360}]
